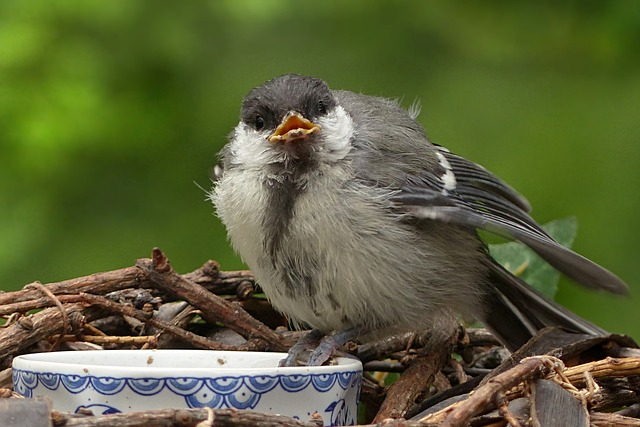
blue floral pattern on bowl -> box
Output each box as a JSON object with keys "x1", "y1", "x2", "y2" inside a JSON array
[{"x1": 13, "y1": 350, "x2": 362, "y2": 426}]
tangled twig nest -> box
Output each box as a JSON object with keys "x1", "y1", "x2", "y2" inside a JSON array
[{"x1": 1, "y1": 248, "x2": 639, "y2": 426}]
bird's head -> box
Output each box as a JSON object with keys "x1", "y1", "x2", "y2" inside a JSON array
[{"x1": 228, "y1": 74, "x2": 355, "y2": 171}]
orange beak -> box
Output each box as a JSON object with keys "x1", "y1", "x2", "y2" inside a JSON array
[{"x1": 268, "y1": 111, "x2": 320, "y2": 143}]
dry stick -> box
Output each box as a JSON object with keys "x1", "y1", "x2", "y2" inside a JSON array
[
  {"x1": 587, "y1": 378, "x2": 640, "y2": 412},
  {"x1": 434, "y1": 356, "x2": 559, "y2": 427},
  {"x1": 55, "y1": 407, "x2": 322, "y2": 427},
  {"x1": 77, "y1": 293, "x2": 261, "y2": 352},
  {"x1": 0, "y1": 313, "x2": 20, "y2": 328},
  {"x1": 0, "y1": 266, "x2": 145, "y2": 309},
  {"x1": 0, "y1": 294, "x2": 108, "y2": 318},
  {"x1": 373, "y1": 356, "x2": 444, "y2": 422},
  {"x1": 183, "y1": 260, "x2": 257, "y2": 298},
  {"x1": 590, "y1": 411, "x2": 640, "y2": 427},
  {"x1": 564, "y1": 357, "x2": 640, "y2": 386},
  {"x1": 356, "y1": 331, "x2": 416, "y2": 363},
  {"x1": 0, "y1": 304, "x2": 107, "y2": 368},
  {"x1": 138, "y1": 249, "x2": 290, "y2": 352},
  {"x1": 419, "y1": 357, "x2": 640, "y2": 424},
  {"x1": 55, "y1": 407, "x2": 464, "y2": 427},
  {"x1": 84, "y1": 323, "x2": 108, "y2": 336},
  {"x1": 0, "y1": 261, "x2": 255, "y2": 316},
  {"x1": 373, "y1": 328, "x2": 459, "y2": 422},
  {"x1": 0, "y1": 367, "x2": 15, "y2": 389},
  {"x1": 465, "y1": 328, "x2": 501, "y2": 347},
  {"x1": 49, "y1": 335, "x2": 156, "y2": 346},
  {"x1": 24, "y1": 282, "x2": 69, "y2": 350},
  {"x1": 0, "y1": 296, "x2": 83, "y2": 318}
]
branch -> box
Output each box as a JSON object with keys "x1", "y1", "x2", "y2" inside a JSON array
[
  {"x1": 0, "y1": 303, "x2": 108, "y2": 368},
  {"x1": 373, "y1": 328, "x2": 460, "y2": 422},
  {"x1": 54, "y1": 407, "x2": 323, "y2": 427},
  {"x1": 137, "y1": 249, "x2": 290, "y2": 352},
  {"x1": 0, "y1": 259, "x2": 255, "y2": 316}
]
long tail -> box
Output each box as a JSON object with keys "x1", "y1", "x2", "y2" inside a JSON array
[{"x1": 481, "y1": 260, "x2": 605, "y2": 352}]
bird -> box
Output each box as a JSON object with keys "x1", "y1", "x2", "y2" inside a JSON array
[{"x1": 210, "y1": 74, "x2": 628, "y2": 366}]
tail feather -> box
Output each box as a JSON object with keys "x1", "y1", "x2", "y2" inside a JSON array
[{"x1": 482, "y1": 260, "x2": 605, "y2": 352}]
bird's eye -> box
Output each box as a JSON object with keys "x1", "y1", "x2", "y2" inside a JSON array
[
  {"x1": 255, "y1": 114, "x2": 265, "y2": 130},
  {"x1": 318, "y1": 100, "x2": 327, "y2": 115}
]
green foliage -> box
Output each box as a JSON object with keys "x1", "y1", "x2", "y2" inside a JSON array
[{"x1": 489, "y1": 218, "x2": 578, "y2": 299}]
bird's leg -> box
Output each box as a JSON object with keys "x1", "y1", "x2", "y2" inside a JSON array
[
  {"x1": 307, "y1": 328, "x2": 361, "y2": 367},
  {"x1": 280, "y1": 328, "x2": 361, "y2": 367},
  {"x1": 280, "y1": 329, "x2": 326, "y2": 367}
]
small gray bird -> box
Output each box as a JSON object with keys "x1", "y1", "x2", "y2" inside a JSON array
[{"x1": 211, "y1": 74, "x2": 627, "y2": 366}]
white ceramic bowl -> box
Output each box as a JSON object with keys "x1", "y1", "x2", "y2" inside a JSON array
[{"x1": 13, "y1": 350, "x2": 362, "y2": 426}]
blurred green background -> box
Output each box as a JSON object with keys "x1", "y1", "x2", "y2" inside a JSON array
[{"x1": 1, "y1": 1, "x2": 638, "y2": 338}]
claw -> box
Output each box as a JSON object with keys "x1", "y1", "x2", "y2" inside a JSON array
[
  {"x1": 280, "y1": 329, "x2": 325, "y2": 367},
  {"x1": 307, "y1": 335, "x2": 341, "y2": 366},
  {"x1": 281, "y1": 327, "x2": 362, "y2": 367}
]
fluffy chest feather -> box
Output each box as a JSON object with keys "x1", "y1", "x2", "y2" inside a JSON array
[{"x1": 215, "y1": 164, "x2": 404, "y2": 329}]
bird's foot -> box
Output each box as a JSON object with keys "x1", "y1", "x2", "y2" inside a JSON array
[
  {"x1": 280, "y1": 328, "x2": 361, "y2": 367},
  {"x1": 280, "y1": 329, "x2": 325, "y2": 367},
  {"x1": 307, "y1": 335, "x2": 344, "y2": 366}
]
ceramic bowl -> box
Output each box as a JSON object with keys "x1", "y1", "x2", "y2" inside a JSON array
[{"x1": 13, "y1": 350, "x2": 362, "y2": 426}]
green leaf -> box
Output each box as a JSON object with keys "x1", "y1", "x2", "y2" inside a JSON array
[{"x1": 488, "y1": 217, "x2": 578, "y2": 299}]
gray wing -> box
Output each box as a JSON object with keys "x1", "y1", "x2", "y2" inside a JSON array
[{"x1": 391, "y1": 146, "x2": 628, "y2": 295}]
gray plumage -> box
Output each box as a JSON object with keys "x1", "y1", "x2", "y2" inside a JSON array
[{"x1": 211, "y1": 74, "x2": 627, "y2": 355}]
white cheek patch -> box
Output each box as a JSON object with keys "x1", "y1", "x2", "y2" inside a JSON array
[
  {"x1": 316, "y1": 105, "x2": 354, "y2": 161},
  {"x1": 436, "y1": 151, "x2": 457, "y2": 192},
  {"x1": 228, "y1": 124, "x2": 284, "y2": 168}
]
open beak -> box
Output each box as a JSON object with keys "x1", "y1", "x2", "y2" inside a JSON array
[{"x1": 268, "y1": 111, "x2": 320, "y2": 143}]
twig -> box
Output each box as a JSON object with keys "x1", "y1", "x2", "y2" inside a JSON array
[
  {"x1": 465, "y1": 328, "x2": 501, "y2": 347},
  {"x1": 183, "y1": 260, "x2": 257, "y2": 299},
  {"x1": 49, "y1": 335, "x2": 156, "y2": 346},
  {"x1": 590, "y1": 411, "x2": 640, "y2": 426},
  {"x1": 24, "y1": 281, "x2": 69, "y2": 350},
  {"x1": 0, "y1": 367, "x2": 13, "y2": 389},
  {"x1": 54, "y1": 407, "x2": 322, "y2": 427},
  {"x1": 0, "y1": 304, "x2": 108, "y2": 369},
  {"x1": 564, "y1": 357, "x2": 640, "y2": 386},
  {"x1": 429, "y1": 356, "x2": 560, "y2": 426},
  {"x1": 138, "y1": 249, "x2": 289, "y2": 352},
  {"x1": 0, "y1": 267, "x2": 146, "y2": 311},
  {"x1": 356, "y1": 332, "x2": 417, "y2": 363},
  {"x1": 0, "y1": 261, "x2": 255, "y2": 316},
  {"x1": 373, "y1": 328, "x2": 460, "y2": 422},
  {"x1": 77, "y1": 293, "x2": 260, "y2": 352}
]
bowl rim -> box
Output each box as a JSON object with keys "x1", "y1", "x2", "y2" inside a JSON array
[{"x1": 12, "y1": 349, "x2": 363, "y2": 377}]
